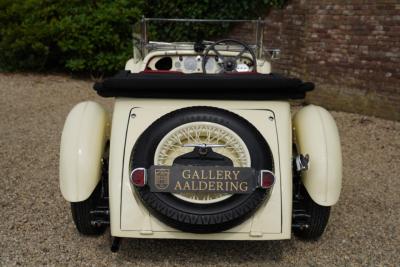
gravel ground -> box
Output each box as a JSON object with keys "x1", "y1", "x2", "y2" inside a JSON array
[{"x1": 0, "y1": 73, "x2": 399, "y2": 266}]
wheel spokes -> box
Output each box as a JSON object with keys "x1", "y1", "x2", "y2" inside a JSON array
[{"x1": 154, "y1": 122, "x2": 250, "y2": 204}]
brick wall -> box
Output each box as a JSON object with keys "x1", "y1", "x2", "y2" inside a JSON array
[{"x1": 233, "y1": 0, "x2": 400, "y2": 120}]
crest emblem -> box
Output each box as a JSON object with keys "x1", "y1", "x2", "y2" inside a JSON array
[{"x1": 154, "y1": 169, "x2": 170, "y2": 190}]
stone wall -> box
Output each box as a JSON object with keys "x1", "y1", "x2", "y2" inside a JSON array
[{"x1": 233, "y1": 0, "x2": 400, "y2": 120}]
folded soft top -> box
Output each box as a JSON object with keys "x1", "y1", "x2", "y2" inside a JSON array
[{"x1": 93, "y1": 71, "x2": 314, "y2": 100}]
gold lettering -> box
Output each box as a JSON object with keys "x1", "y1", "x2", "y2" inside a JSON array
[
  {"x1": 216, "y1": 181, "x2": 223, "y2": 191},
  {"x1": 199, "y1": 181, "x2": 207, "y2": 190},
  {"x1": 239, "y1": 182, "x2": 248, "y2": 191},
  {"x1": 209, "y1": 181, "x2": 215, "y2": 191},
  {"x1": 177, "y1": 169, "x2": 245, "y2": 192},
  {"x1": 192, "y1": 170, "x2": 200, "y2": 179},
  {"x1": 224, "y1": 171, "x2": 232, "y2": 180},
  {"x1": 209, "y1": 170, "x2": 215, "y2": 180},
  {"x1": 182, "y1": 170, "x2": 191, "y2": 179},
  {"x1": 231, "y1": 182, "x2": 238, "y2": 191},
  {"x1": 191, "y1": 181, "x2": 198, "y2": 190},
  {"x1": 232, "y1": 170, "x2": 240, "y2": 180},
  {"x1": 201, "y1": 170, "x2": 209, "y2": 180},
  {"x1": 183, "y1": 181, "x2": 191, "y2": 190},
  {"x1": 174, "y1": 181, "x2": 182, "y2": 191}
]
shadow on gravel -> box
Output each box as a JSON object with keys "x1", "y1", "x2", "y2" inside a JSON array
[{"x1": 118, "y1": 238, "x2": 285, "y2": 265}]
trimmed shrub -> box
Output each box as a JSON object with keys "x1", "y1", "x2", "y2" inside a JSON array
[{"x1": 0, "y1": 0, "x2": 144, "y2": 73}]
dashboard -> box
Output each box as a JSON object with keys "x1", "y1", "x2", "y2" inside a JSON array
[{"x1": 146, "y1": 55, "x2": 254, "y2": 74}]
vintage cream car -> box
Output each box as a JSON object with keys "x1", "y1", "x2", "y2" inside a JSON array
[{"x1": 60, "y1": 18, "x2": 342, "y2": 252}]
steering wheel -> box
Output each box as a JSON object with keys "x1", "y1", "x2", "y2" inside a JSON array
[{"x1": 202, "y1": 39, "x2": 257, "y2": 74}]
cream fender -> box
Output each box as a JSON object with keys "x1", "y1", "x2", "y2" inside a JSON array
[
  {"x1": 60, "y1": 101, "x2": 110, "y2": 202},
  {"x1": 293, "y1": 105, "x2": 342, "y2": 206}
]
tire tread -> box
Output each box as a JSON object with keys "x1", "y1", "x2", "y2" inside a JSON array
[
  {"x1": 294, "y1": 189, "x2": 331, "y2": 240},
  {"x1": 70, "y1": 185, "x2": 105, "y2": 235}
]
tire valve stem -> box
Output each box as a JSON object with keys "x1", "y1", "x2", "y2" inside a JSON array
[{"x1": 295, "y1": 154, "x2": 310, "y2": 172}]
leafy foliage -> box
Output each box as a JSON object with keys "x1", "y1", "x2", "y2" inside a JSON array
[
  {"x1": 0, "y1": 0, "x2": 143, "y2": 73},
  {"x1": 0, "y1": 0, "x2": 284, "y2": 73},
  {"x1": 146, "y1": 0, "x2": 284, "y2": 42}
]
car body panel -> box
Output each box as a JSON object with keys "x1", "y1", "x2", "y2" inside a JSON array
[
  {"x1": 108, "y1": 99, "x2": 292, "y2": 240},
  {"x1": 60, "y1": 101, "x2": 110, "y2": 202},
  {"x1": 293, "y1": 105, "x2": 342, "y2": 206}
]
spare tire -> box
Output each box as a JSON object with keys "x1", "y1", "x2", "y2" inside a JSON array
[{"x1": 130, "y1": 107, "x2": 274, "y2": 233}]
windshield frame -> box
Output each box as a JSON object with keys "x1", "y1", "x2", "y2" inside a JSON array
[{"x1": 133, "y1": 17, "x2": 266, "y2": 59}]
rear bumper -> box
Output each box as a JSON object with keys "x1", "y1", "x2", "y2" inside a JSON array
[{"x1": 111, "y1": 228, "x2": 291, "y2": 240}]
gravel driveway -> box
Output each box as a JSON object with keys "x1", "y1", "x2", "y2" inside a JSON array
[{"x1": 0, "y1": 73, "x2": 399, "y2": 266}]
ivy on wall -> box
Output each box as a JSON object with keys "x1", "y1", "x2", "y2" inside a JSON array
[{"x1": 0, "y1": 0, "x2": 285, "y2": 73}]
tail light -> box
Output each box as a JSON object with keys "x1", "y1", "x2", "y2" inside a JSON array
[
  {"x1": 260, "y1": 170, "x2": 275, "y2": 189},
  {"x1": 130, "y1": 168, "x2": 147, "y2": 187}
]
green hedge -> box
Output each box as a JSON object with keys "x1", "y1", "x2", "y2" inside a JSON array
[{"x1": 0, "y1": 0, "x2": 284, "y2": 74}]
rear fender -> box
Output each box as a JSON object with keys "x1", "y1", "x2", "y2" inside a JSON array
[
  {"x1": 59, "y1": 101, "x2": 110, "y2": 202},
  {"x1": 293, "y1": 105, "x2": 342, "y2": 206}
]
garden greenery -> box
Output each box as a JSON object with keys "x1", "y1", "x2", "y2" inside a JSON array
[{"x1": 0, "y1": 0, "x2": 284, "y2": 73}]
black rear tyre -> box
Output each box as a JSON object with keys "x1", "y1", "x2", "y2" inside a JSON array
[
  {"x1": 71, "y1": 184, "x2": 106, "y2": 235},
  {"x1": 294, "y1": 187, "x2": 331, "y2": 240}
]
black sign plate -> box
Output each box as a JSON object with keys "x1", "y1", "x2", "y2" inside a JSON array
[{"x1": 148, "y1": 165, "x2": 258, "y2": 194}]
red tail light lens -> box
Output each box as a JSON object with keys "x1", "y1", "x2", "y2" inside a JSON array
[
  {"x1": 260, "y1": 170, "x2": 275, "y2": 189},
  {"x1": 130, "y1": 168, "x2": 147, "y2": 187}
]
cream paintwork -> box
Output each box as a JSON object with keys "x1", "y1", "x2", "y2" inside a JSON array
[
  {"x1": 293, "y1": 105, "x2": 342, "y2": 206},
  {"x1": 108, "y1": 99, "x2": 292, "y2": 240},
  {"x1": 125, "y1": 50, "x2": 271, "y2": 74},
  {"x1": 59, "y1": 30, "x2": 343, "y2": 242},
  {"x1": 60, "y1": 101, "x2": 110, "y2": 202}
]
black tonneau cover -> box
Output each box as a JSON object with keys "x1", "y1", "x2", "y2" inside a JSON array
[{"x1": 93, "y1": 71, "x2": 314, "y2": 100}]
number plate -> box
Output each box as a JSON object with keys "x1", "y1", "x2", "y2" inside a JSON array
[{"x1": 148, "y1": 165, "x2": 258, "y2": 194}]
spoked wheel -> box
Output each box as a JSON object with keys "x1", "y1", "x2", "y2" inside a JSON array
[
  {"x1": 131, "y1": 107, "x2": 274, "y2": 233},
  {"x1": 154, "y1": 121, "x2": 251, "y2": 204}
]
